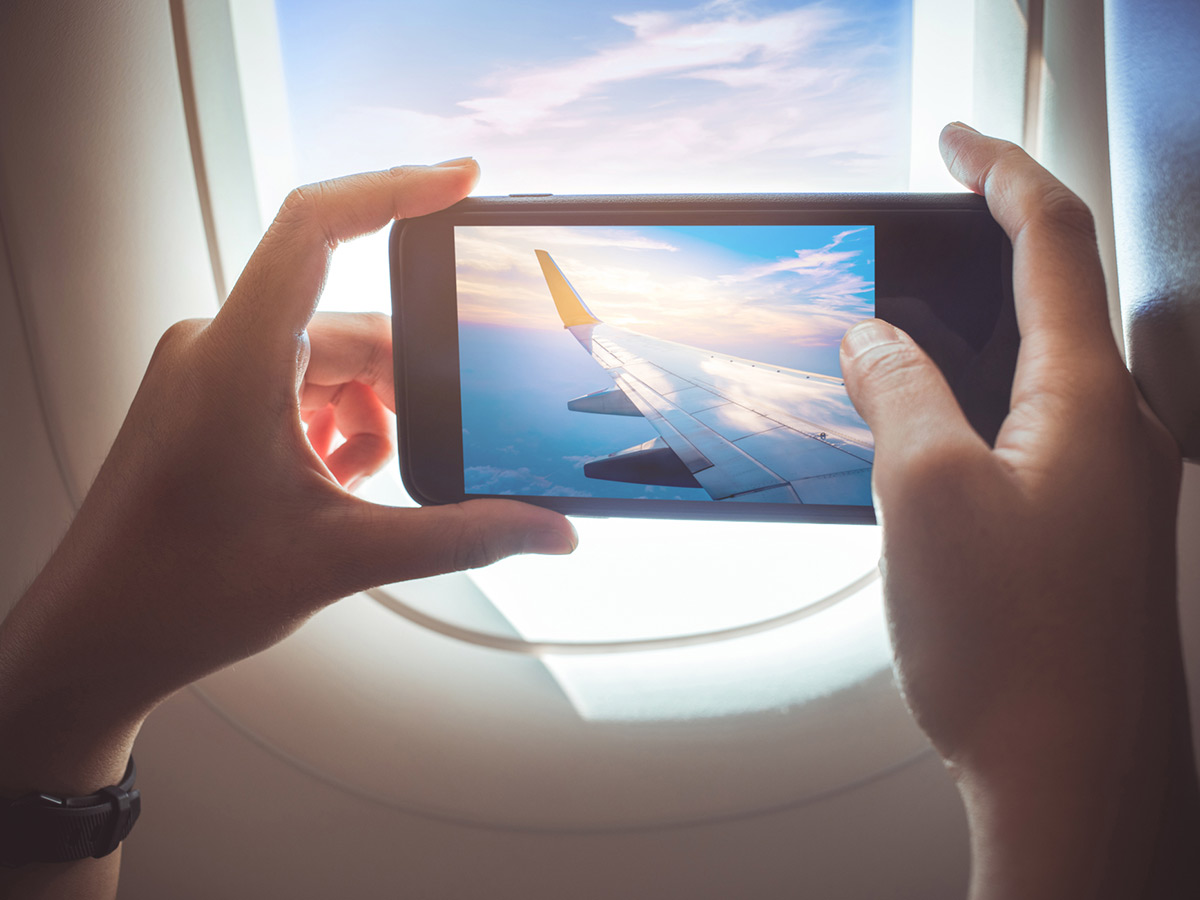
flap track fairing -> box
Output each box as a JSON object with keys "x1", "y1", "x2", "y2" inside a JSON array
[
  {"x1": 583, "y1": 438, "x2": 701, "y2": 488},
  {"x1": 567, "y1": 388, "x2": 644, "y2": 417}
]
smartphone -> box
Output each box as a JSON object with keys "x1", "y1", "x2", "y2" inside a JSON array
[{"x1": 390, "y1": 194, "x2": 1016, "y2": 524}]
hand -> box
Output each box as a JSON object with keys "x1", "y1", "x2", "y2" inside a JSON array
[
  {"x1": 0, "y1": 160, "x2": 577, "y2": 803},
  {"x1": 840, "y1": 125, "x2": 1196, "y2": 898}
]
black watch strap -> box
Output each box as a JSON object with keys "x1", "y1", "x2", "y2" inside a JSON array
[{"x1": 0, "y1": 757, "x2": 140, "y2": 868}]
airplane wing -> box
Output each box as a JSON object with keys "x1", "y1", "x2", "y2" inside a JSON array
[{"x1": 534, "y1": 249, "x2": 875, "y2": 505}]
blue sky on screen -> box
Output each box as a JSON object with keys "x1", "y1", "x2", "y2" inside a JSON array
[
  {"x1": 457, "y1": 224, "x2": 872, "y2": 500},
  {"x1": 455, "y1": 224, "x2": 874, "y2": 366},
  {"x1": 275, "y1": 0, "x2": 913, "y2": 193}
]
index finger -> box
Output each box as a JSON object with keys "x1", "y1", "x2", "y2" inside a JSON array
[
  {"x1": 302, "y1": 312, "x2": 396, "y2": 413},
  {"x1": 938, "y1": 125, "x2": 1118, "y2": 370},
  {"x1": 215, "y1": 159, "x2": 480, "y2": 341}
]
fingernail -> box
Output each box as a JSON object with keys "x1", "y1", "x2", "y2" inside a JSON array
[
  {"x1": 842, "y1": 319, "x2": 901, "y2": 358},
  {"x1": 524, "y1": 523, "x2": 578, "y2": 556},
  {"x1": 946, "y1": 121, "x2": 979, "y2": 133},
  {"x1": 434, "y1": 156, "x2": 476, "y2": 168}
]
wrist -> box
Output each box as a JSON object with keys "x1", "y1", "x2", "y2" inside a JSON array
[
  {"x1": 0, "y1": 716, "x2": 140, "y2": 803},
  {"x1": 0, "y1": 670, "x2": 143, "y2": 800}
]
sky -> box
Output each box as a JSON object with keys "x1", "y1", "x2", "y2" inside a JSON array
[
  {"x1": 276, "y1": 0, "x2": 913, "y2": 195},
  {"x1": 457, "y1": 223, "x2": 873, "y2": 500}
]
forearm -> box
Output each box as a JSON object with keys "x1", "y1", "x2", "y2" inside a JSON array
[
  {"x1": 960, "y1": 761, "x2": 1164, "y2": 900},
  {"x1": 0, "y1": 693, "x2": 134, "y2": 900},
  {"x1": 0, "y1": 670, "x2": 138, "y2": 899},
  {"x1": 962, "y1": 739, "x2": 1199, "y2": 900},
  {"x1": 958, "y1": 638, "x2": 1199, "y2": 900},
  {"x1": 0, "y1": 567, "x2": 150, "y2": 786},
  {"x1": 0, "y1": 572, "x2": 148, "y2": 900},
  {"x1": 1144, "y1": 660, "x2": 1200, "y2": 898},
  {"x1": 0, "y1": 850, "x2": 122, "y2": 900}
]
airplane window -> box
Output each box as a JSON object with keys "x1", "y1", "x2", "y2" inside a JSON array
[{"x1": 220, "y1": 0, "x2": 1023, "y2": 720}]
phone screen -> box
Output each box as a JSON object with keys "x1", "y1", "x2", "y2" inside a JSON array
[{"x1": 453, "y1": 224, "x2": 876, "y2": 507}]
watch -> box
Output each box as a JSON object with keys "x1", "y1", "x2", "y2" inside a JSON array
[{"x1": 0, "y1": 757, "x2": 140, "y2": 867}]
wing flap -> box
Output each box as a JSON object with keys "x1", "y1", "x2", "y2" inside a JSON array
[
  {"x1": 791, "y1": 468, "x2": 873, "y2": 505},
  {"x1": 733, "y1": 427, "x2": 875, "y2": 483}
]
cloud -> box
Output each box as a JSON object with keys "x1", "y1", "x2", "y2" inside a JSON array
[
  {"x1": 456, "y1": 226, "x2": 677, "y2": 273},
  {"x1": 452, "y1": 225, "x2": 683, "y2": 328},
  {"x1": 726, "y1": 229, "x2": 873, "y2": 313},
  {"x1": 563, "y1": 454, "x2": 604, "y2": 470},
  {"x1": 464, "y1": 465, "x2": 592, "y2": 497},
  {"x1": 319, "y1": 1, "x2": 911, "y2": 194},
  {"x1": 460, "y1": 3, "x2": 839, "y2": 134}
]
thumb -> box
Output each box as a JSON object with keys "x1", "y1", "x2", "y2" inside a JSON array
[
  {"x1": 840, "y1": 319, "x2": 984, "y2": 474},
  {"x1": 326, "y1": 498, "x2": 578, "y2": 592}
]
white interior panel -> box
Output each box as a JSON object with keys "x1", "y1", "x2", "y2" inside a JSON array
[
  {"x1": 123, "y1": 686, "x2": 971, "y2": 900},
  {"x1": 1038, "y1": 0, "x2": 1121, "y2": 337},
  {"x1": 0, "y1": 0, "x2": 219, "y2": 500},
  {"x1": 193, "y1": 585, "x2": 930, "y2": 830}
]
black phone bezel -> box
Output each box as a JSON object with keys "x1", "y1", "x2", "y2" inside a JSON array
[{"x1": 390, "y1": 193, "x2": 1013, "y2": 524}]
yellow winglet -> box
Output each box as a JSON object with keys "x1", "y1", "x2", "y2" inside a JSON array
[{"x1": 535, "y1": 249, "x2": 601, "y2": 327}]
